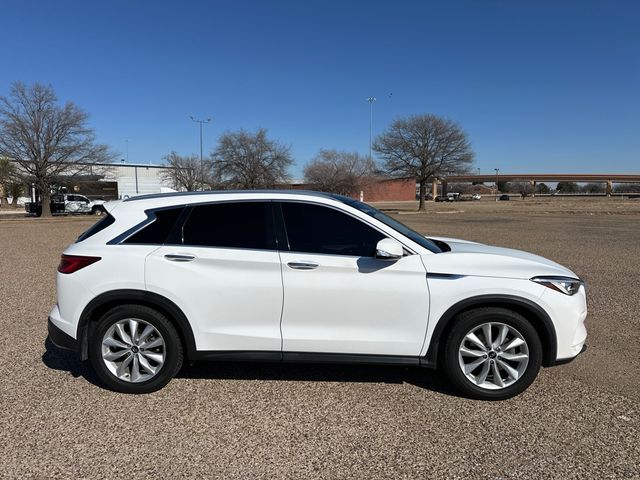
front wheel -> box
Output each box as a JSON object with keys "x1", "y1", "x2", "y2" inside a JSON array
[
  {"x1": 442, "y1": 307, "x2": 542, "y2": 400},
  {"x1": 89, "y1": 305, "x2": 183, "y2": 393}
]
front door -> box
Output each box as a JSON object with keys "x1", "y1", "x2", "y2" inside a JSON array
[{"x1": 277, "y1": 201, "x2": 430, "y2": 357}]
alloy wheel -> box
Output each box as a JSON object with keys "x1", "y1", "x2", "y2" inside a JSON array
[
  {"x1": 101, "y1": 318, "x2": 166, "y2": 383},
  {"x1": 458, "y1": 322, "x2": 530, "y2": 390}
]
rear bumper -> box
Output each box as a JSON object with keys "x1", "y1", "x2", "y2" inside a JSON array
[{"x1": 48, "y1": 319, "x2": 79, "y2": 352}]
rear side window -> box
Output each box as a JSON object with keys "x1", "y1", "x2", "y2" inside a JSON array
[
  {"x1": 125, "y1": 207, "x2": 184, "y2": 245},
  {"x1": 76, "y1": 213, "x2": 116, "y2": 243},
  {"x1": 281, "y1": 202, "x2": 386, "y2": 257},
  {"x1": 182, "y1": 201, "x2": 272, "y2": 250}
]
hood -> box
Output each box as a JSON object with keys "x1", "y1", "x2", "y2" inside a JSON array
[{"x1": 425, "y1": 236, "x2": 579, "y2": 280}]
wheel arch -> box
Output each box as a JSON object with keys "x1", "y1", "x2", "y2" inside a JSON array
[
  {"x1": 422, "y1": 295, "x2": 557, "y2": 368},
  {"x1": 77, "y1": 289, "x2": 197, "y2": 361}
]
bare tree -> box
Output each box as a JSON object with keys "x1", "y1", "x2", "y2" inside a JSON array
[
  {"x1": 303, "y1": 149, "x2": 375, "y2": 195},
  {"x1": 160, "y1": 151, "x2": 208, "y2": 191},
  {"x1": 512, "y1": 181, "x2": 533, "y2": 197},
  {"x1": 211, "y1": 128, "x2": 292, "y2": 189},
  {"x1": 0, "y1": 82, "x2": 114, "y2": 216},
  {"x1": 374, "y1": 114, "x2": 474, "y2": 210}
]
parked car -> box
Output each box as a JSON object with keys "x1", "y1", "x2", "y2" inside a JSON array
[
  {"x1": 48, "y1": 191, "x2": 587, "y2": 399},
  {"x1": 499, "y1": 194, "x2": 510, "y2": 201},
  {"x1": 24, "y1": 195, "x2": 66, "y2": 215},
  {"x1": 25, "y1": 193, "x2": 106, "y2": 216},
  {"x1": 63, "y1": 194, "x2": 106, "y2": 214},
  {"x1": 434, "y1": 195, "x2": 453, "y2": 202},
  {"x1": 472, "y1": 194, "x2": 482, "y2": 201}
]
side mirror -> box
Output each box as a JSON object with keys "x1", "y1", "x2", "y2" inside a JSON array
[{"x1": 375, "y1": 238, "x2": 403, "y2": 260}]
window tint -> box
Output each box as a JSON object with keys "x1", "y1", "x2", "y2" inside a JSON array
[
  {"x1": 182, "y1": 202, "x2": 271, "y2": 250},
  {"x1": 125, "y1": 207, "x2": 184, "y2": 244},
  {"x1": 76, "y1": 213, "x2": 115, "y2": 242},
  {"x1": 281, "y1": 202, "x2": 386, "y2": 257},
  {"x1": 330, "y1": 195, "x2": 443, "y2": 253}
]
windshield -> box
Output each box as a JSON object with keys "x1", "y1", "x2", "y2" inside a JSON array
[{"x1": 331, "y1": 195, "x2": 443, "y2": 253}]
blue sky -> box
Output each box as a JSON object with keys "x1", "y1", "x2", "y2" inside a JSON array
[{"x1": 1, "y1": 0, "x2": 638, "y2": 176}]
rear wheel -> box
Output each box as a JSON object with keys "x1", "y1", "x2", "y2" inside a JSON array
[
  {"x1": 89, "y1": 305, "x2": 183, "y2": 393},
  {"x1": 442, "y1": 307, "x2": 542, "y2": 400}
]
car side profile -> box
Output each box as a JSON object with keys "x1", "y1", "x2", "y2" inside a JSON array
[{"x1": 48, "y1": 191, "x2": 587, "y2": 399}]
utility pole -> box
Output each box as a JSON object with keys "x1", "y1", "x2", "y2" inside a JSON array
[
  {"x1": 366, "y1": 97, "x2": 376, "y2": 163},
  {"x1": 190, "y1": 116, "x2": 212, "y2": 191},
  {"x1": 494, "y1": 168, "x2": 500, "y2": 196}
]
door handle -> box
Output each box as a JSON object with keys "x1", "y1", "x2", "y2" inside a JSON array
[
  {"x1": 164, "y1": 253, "x2": 196, "y2": 262},
  {"x1": 287, "y1": 261, "x2": 319, "y2": 270}
]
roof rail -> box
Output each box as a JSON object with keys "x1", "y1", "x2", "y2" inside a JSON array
[{"x1": 122, "y1": 189, "x2": 337, "y2": 202}]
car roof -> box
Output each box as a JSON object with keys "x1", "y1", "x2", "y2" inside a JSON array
[{"x1": 122, "y1": 189, "x2": 341, "y2": 203}]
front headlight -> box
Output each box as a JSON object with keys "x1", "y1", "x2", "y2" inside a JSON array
[{"x1": 531, "y1": 276, "x2": 583, "y2": 296}]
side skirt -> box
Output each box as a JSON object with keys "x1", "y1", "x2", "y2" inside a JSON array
[{"x1": 192, "y1": 350, "x2": 423, "y2": 367}]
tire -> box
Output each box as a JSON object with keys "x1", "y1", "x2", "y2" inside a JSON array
[
  {"x1": 89, "y1": 304, "x2": 183, "y2": 393},
  {"x1": 91, "y1": 206, "x2": 104, "y2": 215},
  {"x1": 442, "y1": 307, "x2": 542, "y2": 400}
]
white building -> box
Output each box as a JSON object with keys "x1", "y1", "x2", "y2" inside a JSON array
[{"x1": 89, "y1": 162, "x2": 176, "y2": 198}]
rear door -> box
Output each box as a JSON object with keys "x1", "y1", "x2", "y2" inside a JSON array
[{"x1": 144, "y1": 201, "x2": 283, "y2": 352}]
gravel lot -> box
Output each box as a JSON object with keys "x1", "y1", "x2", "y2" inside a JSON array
[{"x1": 1, "y1": 199, "x2": 639, "y2": 479}]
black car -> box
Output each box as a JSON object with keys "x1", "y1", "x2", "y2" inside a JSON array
[{"x1": 498, "y1": 194, "x2": 510, "y2": 201}]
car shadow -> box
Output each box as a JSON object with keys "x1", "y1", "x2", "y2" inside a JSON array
[
  {"x1": 42, "y1": 337, "x2": 461, "y2": 397},
  {"x1": 177, "y1": 362, "x2": 461, "y2": 396},
  {"x1": 42, "y1": 337, "x2": 103, "y2": 388}
]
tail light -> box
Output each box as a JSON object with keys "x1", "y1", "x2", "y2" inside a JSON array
[{"x1": 58, "y1": 255, "x2": 101, "y2": 274}]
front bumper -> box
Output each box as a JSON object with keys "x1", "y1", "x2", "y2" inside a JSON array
[
  {"x1": 551, "y1": 343, "x2": 587, "y2": 366},
  {"x1": 48, "y1": 319, "x2": 79, "y2": 352}
]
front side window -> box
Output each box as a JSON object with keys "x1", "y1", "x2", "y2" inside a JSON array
[
  {"x1": 281, "y1": 202, "x2": 385, "y2": 257},
  {"x1": 182, "y1": 201, "x2": 272, "y2": 250},
  {"x1": 331, "y1": 195, "x2": 443, "y2": 253}
]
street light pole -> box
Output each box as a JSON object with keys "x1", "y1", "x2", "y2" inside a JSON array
[
  {"x1": 190, "y1": 116, "x2": 211, "y2": 191},
  {"x1": 366, "y1": 97, "x2": 376, "y2": 163}
]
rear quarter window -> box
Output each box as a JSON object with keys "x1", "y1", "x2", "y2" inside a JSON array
[
  {"x1": 124, "y1": 207, "x2": 185, "y2": 245},
  {"x1": 76, "y1": 213, "x2": 116, "y2": 243}
]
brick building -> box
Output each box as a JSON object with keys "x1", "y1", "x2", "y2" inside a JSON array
[
  {"x1": 358, "y1": 177, "x2": 416, "y2": 202},
  {"x1": 290, "y1": 177, "x2": 416, "y2": 202}
]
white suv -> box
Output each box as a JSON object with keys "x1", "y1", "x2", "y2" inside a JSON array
[{"x1": 48, "y1": 191, "x2": 587, "y2": 399}]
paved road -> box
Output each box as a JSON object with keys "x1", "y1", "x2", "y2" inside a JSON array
[{"x1": 0, "y1": 208, "x2": 638, "y2": 479}]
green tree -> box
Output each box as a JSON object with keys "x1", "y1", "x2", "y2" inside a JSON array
[
  {"x1": 0, "y1": 158, "x2": 24, "y2": 207},
  {"x1": 556, "y1": 181, "x2": 579, "y2": 193},
  {"x1": 582, "y1": 183, "x2": 604, "y2": 194},
  {"x1": 535, "y1": 182, "x2": 550, "y2": 194},
  {"x1": 497, "y1": 181, "x2": 510, "y2": 193}
]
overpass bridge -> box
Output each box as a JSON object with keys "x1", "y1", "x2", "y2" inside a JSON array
[{"x1": 436, "y1": 173, "x2": 640, "y2": 196}]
